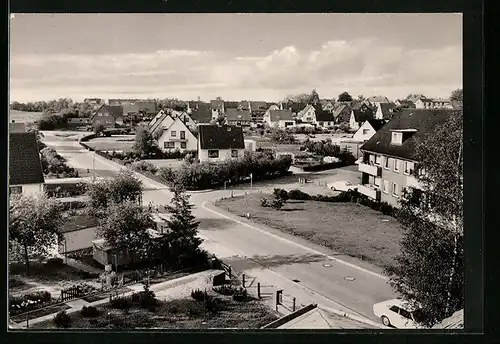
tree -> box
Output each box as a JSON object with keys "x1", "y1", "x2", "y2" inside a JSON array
[
  {"x1": 133, "y1": 128, "x2": 158, "y2": 157},
  {"x1": 159, "y1": 186, "x2": 203, "y2": 268},
  {"x1": 338, "y1": 92, "x2": 353, "y2": 102},
  {"x1": 94, "y1": 123, "x2": 105, "y2": 137},
  {"x1": 85, "y1": 170, "x2": 143, "y2": 217},
  {"x1": 358, "y1": 95, "x2": 365, "y2": 101},
  {"x1": 9, "y1": 193, "x2": 64, "y2": 270},
  {"x1": 99, "y1": 201, "x2": 156, "y2": 265},
  {"x1": 309, "y1": 89, "x2": 320, "y2": 105},
  {"x1": 450, "y1": 88, "x2": 463, "y2": 102},
  {"x1": 385, "y1": 110, "x2": 463, "y2": 327}
]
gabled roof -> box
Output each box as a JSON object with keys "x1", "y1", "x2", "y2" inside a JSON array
[
  {"x1": 360, "y1": 108, "x2": 456, "y2": 161},
  {"x1": 9, "y1": 132, "x2": 45, "y2": 185},
  {"x1": 198, "y1": 125, "x2": 245, "y2": 150},
  {"x1": 268, "y1": 110, "x2": 294, "y2": 122},
  {"x1": 210, "y1": 99, "x2": 224, "y2": 110},
  {"x1": 352, "y1": 109, "x2": 375, "y2": 123},
  {"x1": 92, "y1": 105, "x2": 123, "y2": 120},
  {"x1": 224, "y1": 101, "x2": 239, "y2": 109},
  {"x1": 314, "y1": 109, "x2": 335, "y2": 122},
  {"x1": 365, "y1": 119, "x2": 387, "y2": 131},
  {"x1": 248, "y1": 101, "x2": 268, "y2": 111},
  {"x1": 298, "y1": 104, "x2": 315, "y2": 117},
  {"x1": 397, "y1": 99, "x2": 416, "y2": 108},
  {"x1": 162, "y1": 117, "x2": 197, "y2": 138},
  {"x1": 379, "y1": 103, "x2": 397, "y2": 119},
  {"x1": 367, "y1": 96, "x2": 390, "y2": 103},
  {"x1": 9, "y1": 122, "x2": 26, "y2": 133},
  {"x1": 333, "y1": 104, "x2": 350, "y2": 118},
  {"x1": 225, "y1": 108, "x2": 251, "y2": 121},
  {"x1": 148, "y1": 112, "x2": 175, "y2": 134},
  {"x1": 190, "y1": 108, "x2": 212, "y2": 123}
]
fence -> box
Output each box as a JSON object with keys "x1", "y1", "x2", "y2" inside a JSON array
[{"x1": 60, "y1": 286, "x2": 82, "y2": 302}]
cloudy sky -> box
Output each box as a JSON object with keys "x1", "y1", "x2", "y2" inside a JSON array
[{"x1": 10, "y1": 13, "x2": 462, "y2": 102}]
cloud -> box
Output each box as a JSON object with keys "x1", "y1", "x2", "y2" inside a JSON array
[{"x1": 9, "y1": 39, "x2": 462, "y2": 102}]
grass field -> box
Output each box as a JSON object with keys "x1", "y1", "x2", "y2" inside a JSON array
[
  {"x1": 84, "y1": 140, "x2": 135, "y2": 152},
  {"x1": 9, "y1": 110, "x2": 45, "y2": 124},
  {"x1": 215, "y1": 193, "x2": 402, "y2": 269},
  {"x1": 143, "y1": 159, "x2": 184, "y2": 169}
]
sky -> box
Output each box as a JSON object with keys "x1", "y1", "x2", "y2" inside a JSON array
[{"x1": 9, "y1": 13, "x2": 462, "y2": 103}]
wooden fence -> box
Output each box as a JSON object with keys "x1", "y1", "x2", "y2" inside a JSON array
[{"x1": 60, "y1": 286, "x2": 82, "y2": 302}]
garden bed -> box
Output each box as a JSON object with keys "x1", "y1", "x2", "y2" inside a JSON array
[
  {"x1": 11, "y1": 304, "x2": 71, "y2": 323},
  {"x1": 215, "y1": 193, "x2": 403, "y2": 269}
]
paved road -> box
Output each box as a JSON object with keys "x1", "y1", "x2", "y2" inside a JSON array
[{"x1": 41, "y1": 133, "x2": 397, "y2": 325}]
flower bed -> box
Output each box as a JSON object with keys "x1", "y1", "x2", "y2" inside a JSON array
[{"x1": 9, "y1": 291, "x2": 53, "y2": 316}]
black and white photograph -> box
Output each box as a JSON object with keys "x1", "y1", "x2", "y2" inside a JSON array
[{"x1": 8, "y1": 13, "x2": 464, "y2": 330}]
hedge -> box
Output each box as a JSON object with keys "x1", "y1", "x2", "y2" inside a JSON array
[
  {"x1": 44, "y1": 182, "x2": 86, "y2": 198},
  {"x1": 298, "y1": 161, "x2": 347, "y2": 172},
  {"x1": 281, "y1": 188, "x2": 398, "y2": 217}
]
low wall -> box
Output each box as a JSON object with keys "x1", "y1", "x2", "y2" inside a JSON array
[{"x1": 261, "y1": 303, "x2": 318, "y2": 329}]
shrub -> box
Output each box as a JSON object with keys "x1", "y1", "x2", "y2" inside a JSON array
[
  {"x1": 130, "y1": 161, "x2": 158, "y2": 174},
  {"x1": 191, "y1": 289, "x2": 206, "y2": 302},
  {"x1": 260, "y1": 198, "x2": 269, "y2": 207},
  {"x1": 288, "y1": 189, "x2": 312, "y2": 200},
  {"x1": 46, "y1": 257, "x2": 64, "y2": 265},
  {"x1": 81, "y1": 305, "x2": 100, "y2": 318},
  {"x1": 232, "y1": 287, "x2": 248, "y2": 302},
  {"x1": 53, "y1": 310, "x2": 72, "y2": 328},
  {"x1": 110, "y1": 296, "x2": 132, "y2": 310},
  {"x1": 271, "y1": 198, "x2": 284, "y2": 210},
  {"x1": 8, "y1": 277, "x2": 25, "y2": 288},
  {"x1": 205, "y1": 295, "x2": 221, "y2": 313},
  {"x1": 131, "y1": 285, "x2": 158, "y2": 311},
  {"x1": 273, "y1": 188, "x2": 289, "y2": 201},
  {"x1": 213, "y1": 284, "x2": 236, "y2": 296}
]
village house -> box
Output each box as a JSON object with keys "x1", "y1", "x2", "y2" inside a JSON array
[
  {"x1": 210, "y1": 98, "x2": 225, "y2": 119},
  {"x1": 319, "y1": 99, "x2": 335, "y2": 113},
  {"x1": 68, "y1": 117, "x2": 92, "y2": 127},
  {"x1": 267, "y1": 104, "x2": 281, "y2": 112},
  {"x1": 332, "y1": 103, "x2": 354, "y2": 124},
  {"x1": 190, "y1": 108, "x2": 213, "y2": 124},
  {"x1": 174, "y1": 111, "x2": 197, "y2": 130},
  {"x1": 84, "y1": 98, "x2": 104, "y2": 110},
  {"x1": 197, "y1": 124, "x2": 245, "y2": 163},
  {"x1": 91, "y1": 104, "x2": 124, "y2": 128},
  {"x1": 314, "y1": 110, "x2": 335, "y2": 128},
  {"x1": 9, "y1": 132, "x2": 45, "y2": 195},
  {"x1": 352, "y1": 119, "x2": 387, "y2": 142},
  {"x1": 122, "y1": 100, "x2": 157, "y2": 120},
  {"x1": 375, "y1": 103, "x2": 397, "y2": 120},
  {"x1": 263, "y1": 109, "x2": 296, "y2": 128},
  {"x1": 357, "y1": 108, "x2": 455, "y2": 207},
  {"x1": 58, "y1": 214, "x2": 99, "y2": 254},
  {"x1": 148, "y1": 111, "x2": 175, "y2": 138},
  {"x1": 297, "y1": 104, "x2": 316, "y2": 123},
  {"x1": 395, "y1": 99, "x2": 416, "y2": 108},
  {"x1": 349, "y1": 108, "x2": 376, "y2": 131},
  {"x1": 367, "y1": 95, "x2": 391, "y2": 108},
  {"x1": 422, "y1": 98, "x2": 454, "y2": 109},
  {"x1": 157, "y1": 117, "x2": 198, "y2": 153},
  {"x1": 225, "y1": 108, "x2": 252, "y2": 126}
]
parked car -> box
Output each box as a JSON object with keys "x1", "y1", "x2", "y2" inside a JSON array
[
  {"x1": 373, "y1": 299, "x2": 425, "y2": 329},
  {"x1": 327, "y1": 181, "x2": 354, "y2": 192}
]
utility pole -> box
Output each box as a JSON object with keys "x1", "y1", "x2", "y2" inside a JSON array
[
  {"x1": 250, "y1": 173, "x2": 253, "y2": 188},
  {"x1": 93, "y1": 151, "x2": 96, "y2": 182}
]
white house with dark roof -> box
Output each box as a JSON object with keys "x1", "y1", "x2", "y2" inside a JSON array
[
  {"x1": 353, "y1": 119, "x2": 387, "y2": 142},
  {"x1": 157, "y1": 117, "x2": 198, "y2": 152},
  {"x1": 9, "y1": 132, "x2": 45, "y2": 195},
  {"x1": 349, "y1": 108, "x2": 376, "y2": 131},
  {"x1": 358, "y1": 108, "x2": 455, "y2": 206},
  {"x1": 297, "y1": 104, "x2": 316, "y2": 123},
  {"x1": 225, "y1": 108, "x2": 252, "y2": 126},
  {"x1": 263, "y1": 109, "x2": 296, "y2": 128},
  {"x1": 197, "y1": 124, "x2": 245, "y2": 163},
  {"x1": 210, "y1": 98, "x2": 225, "y2": 119},
  {"x1": 175, "y1": 111, "x2": 197, "y2": 130},
  {"x1": 375, "y1": 103, "x2": 397, "y2": 120},
  {"x1": 91, "y1": 104, "x2": 124, "y2": 128},
  {"x1": 148, "y1": 112, "x2": 175, "y2": 138}
]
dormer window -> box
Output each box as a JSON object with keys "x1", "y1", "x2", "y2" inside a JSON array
[{"x1": 391, "y1": 132, "x2": 403, "y2": 145}]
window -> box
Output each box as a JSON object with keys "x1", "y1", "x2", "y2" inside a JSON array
[
  {"x1": 9, "y1": 186, "x2": 22, "y2": 195},
  {"x1": 389, "y1": 306, "x2": 400, "y2": 314},
  {"x1": 180, "y1": 131, "x2": 186, "y2": 139},
  {"x1": 384, "y1": 157, "x2": 390, "y2": 169},
  {"x1": 180, "y1": 142, "x2": 187, "y2": 149},
  {"x1": 383, "y1": 180, "x2": 389, "y2": 194},
  {"x1": 391, "y1": 132, "x2": 403, "y2": 145},
  {"x1": 208, "y1": 150, "x2": 219, "y2": 158},
  {"x1": 399, "y1": 308, "x2": 412, "y2": 320},
  {"x1": 404, "y1": 161, "x2": 414, "y2": 175},
  {"x1": 362, "y1": 129, "x2": 370, "y2": 135},
  {"x1": 393, "y1": 159, "x2": 399, "y2": 172},
  {"x1": 392, "y1": 183, "x2": 399, "y2": 197},
  {"x1": 164, "y1": 142, "x2": 175, "y2": 149},
  {"x1": 374, "y1": 155, "x2": 381, "y2": 166},
  {"x1": 171, "y1": 131, "x2": 177, "y2": 137},
  {"x1": 374, "y1": 178, "x2": 381, "y2": 187},
  {"x1": 231, "y1": 149, "x2": 239, "y2": 158}
]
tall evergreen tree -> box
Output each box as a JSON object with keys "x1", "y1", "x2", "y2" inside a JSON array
[{"x1": 385, "y1": 110, "x2": 463, "y2": 328}]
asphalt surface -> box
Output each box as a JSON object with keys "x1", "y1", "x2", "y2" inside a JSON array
[{"x1": 41, "y1": 131, "x2": 397, "y2": 324}]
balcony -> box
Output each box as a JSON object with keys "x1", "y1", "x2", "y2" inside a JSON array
[
  {"x1": 357, "y1": 184, "x2": 381, "y2": 201},
  {"x1": 358, "y1": 162, "x2": 382, "y2": 177},
  {"x1": 406, "y1": 175, "x2": 423, "y2": 190}
]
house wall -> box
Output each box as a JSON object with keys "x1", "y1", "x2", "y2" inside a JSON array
[
  {"x1": 198, "y1": 148, "x2": 245, "y2": 163},
  {"x1": 157, "y1": 120, "x2": 198, "y2": 152},
  {"x1": 151, "y1": 115, "x2": 174, "y2": 137},
  {"x1": 278, "y1": 120, "x2": 296, "y2": 128},
  {"x1": 349, "y1": 112, "x2": 361, "y2": 130},
  {"x1": 300, "y1": 108, "x2": 316, "y2": 123},
  {"x1": 92, "y1": 109, "x2": 116, "y2": 128},
  {"x1": 59, "y1": 227, "x2": 98, "y2": 253},
  {"x1": 10, "y1": 183, "x2": 44, "y2": 196},
  {"x1": 414, "y1": 99, "x2": 426, "y2": 109},
  {"x1": 353, "y1": 122, "x2": 376, "y2": 142}
]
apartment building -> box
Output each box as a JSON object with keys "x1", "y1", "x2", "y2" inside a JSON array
[{"x1": 357, "y1": 108, "x2": 455, "y2": 207}]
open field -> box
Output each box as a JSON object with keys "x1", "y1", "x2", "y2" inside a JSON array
[
  {"x1": 32, "y1": 293, "x2": 278, "y2": 329},
  {"x1": 84, "y1": 137, "x2": 135, "y2": 152},
  {"x1": 215, "y1": 193, "x2": 402, "y2": 269},
  {"x1": 9, "y1": 110, "x2": 45, "y2": 124},
  {"x1": 143, "y1": 159, "x2": 184, "y2": 169}
]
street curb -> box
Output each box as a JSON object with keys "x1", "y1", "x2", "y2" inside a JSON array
[{"x1": 202, "y1": 201, "x2": 388, "y2": 281}]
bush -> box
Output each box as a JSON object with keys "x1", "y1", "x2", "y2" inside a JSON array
[
  {"x1": 213, "y1": 284, "x2": 237, "y2": 296},
  {"x1": 110, "y1": 296, "x2": 132, "y2": 310},
  {"x1": 191, "y1": 289, "x2": 206, "y2": 302},
  {"x1": 270, "y1": 198, "x2": 284, "y2": 210},
  {"x1": 46, "y1": 257, "x2": 64, "y2": 265},
  {"x1": 288, "y1": 189, "x2": 312, "y2": 200},
  {"x1": 205, "y1": 295, "x2": 221, "y2": 313},
  {"x1": 8, "y1": 277, "x2": 25, "y2": 288},
  {"x1": 232, "y1": 287, "x2": 248, "y2": 302},
  {"x1": 81, "y1": 305, "x2": 100, "y2": 318},
  {"x1": 53, "y1": 310, "x2": 72, "y2": 328},
  {"x1": 260, "y1": 197, "x2": 269, "y2": 207},
  {"x1": 273, "y1": 188, "x2": 289, "y2": 201},
  {"x1": 130, "y1": 160, "x2": 158, "y2": 174},
  {"x1": 131, "y1": 285, "x2": 158, "y2": 311}
]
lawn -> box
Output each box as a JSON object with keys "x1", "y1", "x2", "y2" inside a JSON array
[
  {"x1": 143, "y1": 159, "x2": 184, "y2": 169},
  {"x1": 9, "y1": 110, "x2": 45, "y2": 124},
  {"x1": 33, "y1": 292, "x2": 278, "y2": 329},
  {"x1": 215, "y1": 193, "x2": 403, "y2": 269},
  {"x1": 84, "y1": 138, "x2": 135, "y2": 152}
]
